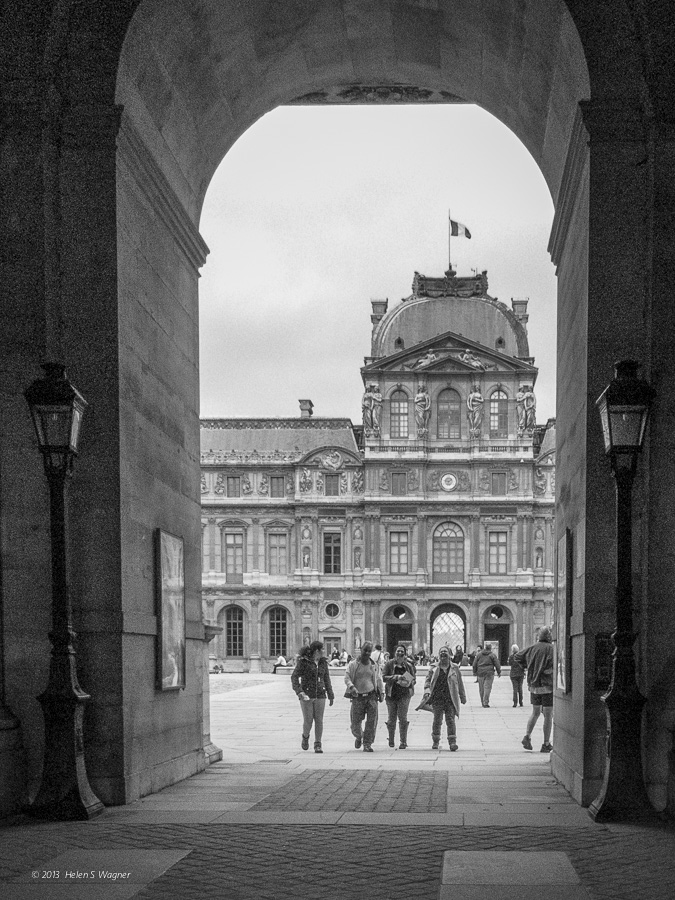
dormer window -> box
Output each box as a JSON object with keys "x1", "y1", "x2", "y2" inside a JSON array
[{"x1": 395, "y1": 337, "x2": 405, "y2": 350}]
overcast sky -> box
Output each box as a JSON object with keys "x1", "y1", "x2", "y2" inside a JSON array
[{"x1": 198, "y1": 104, "x2": 557, "y2": 424}]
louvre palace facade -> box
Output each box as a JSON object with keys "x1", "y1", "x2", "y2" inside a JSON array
[{"x1": 201, "y1": 267, "x2": 555, "y2": 672}]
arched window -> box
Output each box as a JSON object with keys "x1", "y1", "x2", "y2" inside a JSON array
[
  {"x1": 390, "y1": 390, "x2": 409, "y2": 439},
  {"x1": 437, "y1": 389, "x2": 461, "y2": 439},
  {"x1": 225, "y1": 606, "x2": 244, "y2": 657},
  {"x1": 269, "y1": 607, "x2": 288, "y2": 657},
  {"x1": 433, "y1": 523, "x2": 464, "y2": 583},
  {"x1": 489, "y1": 390, "x2": 508, "y2": 437}
]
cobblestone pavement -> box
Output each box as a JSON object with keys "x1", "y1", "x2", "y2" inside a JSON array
[{"x1": 252, "y1": 770, "x2": 448, "y2": 812}]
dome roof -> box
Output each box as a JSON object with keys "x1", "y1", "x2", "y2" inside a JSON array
[{"x1": 371, "y1": 271, "x2": 531, "y2": 361}]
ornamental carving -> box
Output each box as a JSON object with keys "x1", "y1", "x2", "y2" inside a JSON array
[
  {"x1": 458, "y1": 471, "x2": 471, "y2": 492},
  {"x1": 200, "y1": 474, "x2": 208, "y2": 494},
  {"x1": 340, "y1": 473, "x2": 348, "y2": 494},
  {"x1": 302, "y1": 525, "x2": 312, "y2": 540},
  {"x1": 316, "y1": 472, "x2": 324, "y2": 492},
  {"x1": 354, "y1": 546, "x2": 362, "y2": 569},
  {"x1": 302, "y1": 547, "x2": 311, "y2": 568},
  {"x1": 407, "y1": 470, "x2": 419, "y2": 491},
  {"x1": 322, "y1": 450, "x2": 343, "y2": 470},
  {"x1": 534, "y1": 469, "x2": 547, "y2": 495},
  {"x1": 214, "y1": 473, "x2": 226, "y2": 495},
  {"x1": 352, "y1": 470, "x2": 364, "y2": 494},
  {"x1": 427, "y1": 471, "x2": 441, "y2": 491},
  {"x1": 337, "y1": 85, "x2": 434, "y2": 103},
  {"x1": 242, "y1": 473, "x2": 253, "y2": 495},
  {"x1": 479, "y1": 470, "x2": 490, "y2": 492},
  {"x1": 258, "y1": 473, "x2": 269, "y2": 495},
  {"x1": 550, "y1": 471, "x2": 556, "y2": 492},
  {"x1": 299, "y1": 468, "x2": 313, "y2": 492},
  {"x1": 285, "y1": 473, "x2": 294, "y2": 494},
  {"x1": 379, "y1": 470, "x2": 390, "y2": 491},
  {"x1": 353, "y1": 522, "x2": 363, "y2": 540},
  {"x1": 508, "y1": 470, "x2": 519, "y2": 491}
]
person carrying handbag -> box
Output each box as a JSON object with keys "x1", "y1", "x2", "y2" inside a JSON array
[
  {"x1": 420, "y1": 646, "x2": 466, "y2": 751},
  {"x1": 382, "y1": 646, "x2": 416, "y2": 749}
]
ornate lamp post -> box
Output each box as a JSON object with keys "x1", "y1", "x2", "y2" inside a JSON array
[
  {"x1": 589, "y1": 359, "x2": 656, "y2": 822},
  {"x1": 24, "y1": 363, "x2": 104, "y2": 820}
]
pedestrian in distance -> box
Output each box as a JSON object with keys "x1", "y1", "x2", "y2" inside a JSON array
[
  {"x1": 420, "y1": 645, "x2": 466, "y2": 750},
  {"x1": 344, "y1": 641, "x2": 385, "y2": 752},
  {"x1": 291, "y1": 641, "x2": 334, "y2": 753},
  {"x1": 508, "y1": 643, "x2": 525, "y2": 707},
  {"x1": 472, "y1": 642, "x2": 501, "y2": 706},
  {"x1": 515, "y1": 626, "x2": 554, "y2": 752},
  {"x1": 382, "y1": 645, "x2": 416, "y2": 749}
]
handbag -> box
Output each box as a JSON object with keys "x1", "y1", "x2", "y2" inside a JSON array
[{"x1": 416, "y1": 699, "x2": 434, "y2": 713}]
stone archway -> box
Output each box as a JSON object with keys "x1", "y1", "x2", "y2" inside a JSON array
[{"x1": 6, "y1": 0, "x2": 675, "y2": 816}]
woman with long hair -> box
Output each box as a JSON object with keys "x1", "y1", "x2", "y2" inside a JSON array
[{"x1": 291, "y1": 640, "x2": 334, "y2": 753}]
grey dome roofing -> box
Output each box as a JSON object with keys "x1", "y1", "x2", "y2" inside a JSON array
[{"x1": 373, "y1": 293, "x2": 530, "y2": 360}]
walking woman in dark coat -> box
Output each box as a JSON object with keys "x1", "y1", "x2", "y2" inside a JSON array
[
  {"x1": 508, "y1": 643, "x2": 525, "y2": 707},
  {"x1": 291, "y1": 641, "x2": 334, "y2": 753}
]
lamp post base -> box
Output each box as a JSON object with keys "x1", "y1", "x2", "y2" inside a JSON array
[
  {"x1": 27, "y1": 692, "x2": 104, "y2": 821},
  {"x1": 588, "y1": 646, "x2": 658, "y2": 823}
]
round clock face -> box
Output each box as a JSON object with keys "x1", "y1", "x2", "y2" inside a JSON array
[{"x1": 440, "y1": 473, "x2": 457, "y2": 492}]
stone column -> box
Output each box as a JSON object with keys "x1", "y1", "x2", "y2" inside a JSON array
[
  {"x1": 202, "y1": 624, "x2": 223, "y2": 763},
  {"x1": 294, "y1": 599, "x2": 303, "y2": 652},
  {"x1": 471, "y1": 515, "x2": 481, "y2": 570},
  {"x1": 346, "y1": 599, "x2": 353, "y2": 655},
  {"x1": 251, "y1": 518, "x2": 260, "y2": 572},
  {"x1": 417, "y1": 514, "x2": 427, "y2": 572},
  {"x1": 249, "y1": 599, "x2": 261, "y2": 672},
  {"x1": 517, "y1": 516, "x2": 525, "y2": 569},
  {"x1": 345, "y1": 515, "x2": 353, "y2": 574}
]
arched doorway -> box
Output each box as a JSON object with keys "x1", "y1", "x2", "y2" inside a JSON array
[
  {"x1": 482, "y1": 604, "x2": 514, "y2": 665},
  {"x1": 14, "y1": 0, "x2": 674, "y2": 815},
  {"x1": 383, "y1": 603, "x2": 414, "y2": 656},
  {"x1": 430, "y1": 604, "x2": 467, "y2": 657}
]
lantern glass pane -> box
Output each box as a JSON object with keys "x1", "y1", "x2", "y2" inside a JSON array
[
  {"x1": 36, "y1": 405, "x2": 73, "y2": 448},
  {"x1": 70, "y1": 406, "x2": 84, "y2": 452},
  {"x1": 608, "y1": 406, "x2": 646, "y2": 450},
  {"x1": 597, "y1": 398, "x2": 611, "y2": 453}
]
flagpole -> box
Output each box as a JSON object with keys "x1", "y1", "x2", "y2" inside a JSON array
[{"x1": 448, "y1": 209, "x2": 451, "y2": 271}]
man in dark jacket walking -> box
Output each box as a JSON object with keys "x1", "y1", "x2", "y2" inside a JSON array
[
  {"x1": 472, "y1": 642, "x2": 501, "y2": 707},
  {"x1": 514, "y1": 626, "x2": 554, "y2": 752}
]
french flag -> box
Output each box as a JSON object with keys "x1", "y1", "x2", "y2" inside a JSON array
[{"x1": 449, "y1": 217, "x2": 471, "y2": 239}]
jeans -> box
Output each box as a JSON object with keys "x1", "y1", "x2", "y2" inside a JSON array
[
  {"x1": 300, "y1": 697, "x2": 326, "y2": 741},
  {"x1": 350, "y1": 693, "x2": 379, "y2": 746},
  {"x1": 477, "y1": 672, "x2": 495, "y2": 706},
  {"x1": 432, "y1": 699, "x2": 457, "y2": 742},
  {"x1": 385, "y1": 693, "x2": 411, "y2": 729},
  {"x1": 510, "y1": 675, "x2": 524, "y2": 705}
]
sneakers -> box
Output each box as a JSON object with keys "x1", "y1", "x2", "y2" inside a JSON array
[
  {"x1": 354, "y1": 736, "x2": 362, "y2": 749},
  {"x1": 541, "y1": 743, "x2": 553, "y2": 753},
  {"x1": 301, "y1": 734, "x2": 309, "y2": 751},
  {"x1": 522, "y1": 734, "x2": 533, "y2": 750},
  {"x1": 449, "y1": 741, "x2": 458, "y2": 751},
  {"x1": 363, "y1": 744, "x2": 373, "y2": 752}
]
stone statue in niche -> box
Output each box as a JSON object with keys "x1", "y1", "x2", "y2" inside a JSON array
[
  {"x1": 466, "y1": 385, "x2": 484, "y2": 437},
  {"x1": 302, "y1": 547, "x2": 311, "y2": 568},
  {"x1": 516, "y1": 385, "x2": 527, "y2": 436},
  {"x1": 371, "y1": 385, "x2": 383, "y2": 434},
  {"x1": 242, "y1": 473, "x2": 253, "y2": 494},
  {"x1": 299, "y1": 468, "x2": 312, "y2": 492},
  {"x1": 414, "y1": 384, "x2": 431, "y2": 436},
  {"x1": 352, "y1": 470, "x2": 364, "y2": 493},
  {"x1": 354, "y1": 546, "x2": 362, "y2": 569},
  {"x1": 258, "y1": 473, "x2": 269, "y2": 495},
  {"x1": 535, "y1": 547, "x2": 544, "y2": 569},
  {"x1": 316, "y1": 472, "x2": 324, "y2": 492},
  {"x1": 362, "y1": 383, "x2": 380, "y2": 436},
  {"x1": 523, "y1": 385, "x2": 536, "y2": 434}
]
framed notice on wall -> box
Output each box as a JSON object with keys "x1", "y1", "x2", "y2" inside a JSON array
[
  {"x1": 555, "y1": 528, "x2": 573, "y2": 693},
  {"x1": 155, "y1": 529, "x2": 186, "y2": 691}
]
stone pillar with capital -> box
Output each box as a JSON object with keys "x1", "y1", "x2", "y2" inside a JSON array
[
  {"x1": 202, "y1": 623, "x2": 223, "y2": 763},
  {"x1": 249, "y1": 599, "x2": 261, "y2": 672}
]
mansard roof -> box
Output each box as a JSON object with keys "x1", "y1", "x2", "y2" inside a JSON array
[
  {"x1": 371, "y1": 269, "x2": 530, "y2": 360},
  {"x1": 362, "y1": 329, "x2": 537, "y2": 380},
  {"x1": 201, "y1": 418, "x2": 360, "y2": 462}
]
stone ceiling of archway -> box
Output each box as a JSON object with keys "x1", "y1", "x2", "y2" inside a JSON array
[{"x1": 116, "y1": 0, "x2": 589, "y2": 218}]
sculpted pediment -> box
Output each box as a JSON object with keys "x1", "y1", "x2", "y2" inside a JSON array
[{"x1": 362, "y1": 330, "x2": 536, "y2": 376}]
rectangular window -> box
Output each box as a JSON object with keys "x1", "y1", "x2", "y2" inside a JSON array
[
  {"x1": 268, "y1": 533, "x2": 288, "y2": 575},
  {"x1": 324, "y1": 474, "x2": 340, "y2": 496},
  {"x1": 226, "y1": 476, "x2": 241, "y2": 497},
  {"x1": 390, "y1": 531, "x2": 409, "y2": 574},
  {"x1": 226, "y1": 611, "x2": 244, "y2": 656},
  {"x1": 270, "y1": 476, "x2": 285, "y2": 498},
  {"x1": 489, "y1": 531, "x2": 508, "y2": 574},
  {"x1": 323, "y1": 532, "x2": 341, "y2": 574},
  {"x1": 224, "y1": 532, "x2": 244, "y2": 583},
  {"x1": 391, "y1": 473, "x2": 407, "y2": 496},
  {"x1": 491, "y1": 472, "x2": 506, "y2": 495},
  {"x1": 390, "y1": 396, "x2": 409, "y2": 438}
]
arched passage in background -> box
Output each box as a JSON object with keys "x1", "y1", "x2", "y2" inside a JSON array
[{"x1": 430, "y1": 604, "x2": 467, "y2": 656}]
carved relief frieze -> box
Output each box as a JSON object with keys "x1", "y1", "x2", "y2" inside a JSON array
[
  {"x1": 258, "y1": 473, "x2": 269, "y2": 495},
  {"x1": 352, "y1": 470, "x2": 364, "y2": 493},
  {"x1": 407, "y1": 470, "x2": 419, "y2": 491},
  {"x1": 242, "y1": 473, "x2": 252, "y2": 495},
  {"x1": 379, "y1": 470, "x2": 390, "y2": 491},
  {"x1": 299, "y1": 468, "x2": 313, "y2": 492},
  {"x1": 508, "y1": 469, "x2": 519, "y2": 492},
  {"x1": 316, "y1": 472, "x2": 324, "y2": 492},
  {"x1": 458, "y1": 471, "x2": 471, "y2": 492},
  {"x1": 286, "y1": 473, "x2": 294, "y2": 494},
  {"x1": 289, "y1": 86, "x2": 465, "y2": 105},
  {"x1": 479, "y1": 470, "x2": 490, "y2": 492},
  {"x1": 201, "y1": 474, "x2": 208, "y2": 494},
  {"x1": 534, "y1": 469, "x2": 547, "y2": 495},
  {"x1": 427, "y1": 471, "x2": 441, "y2": 491},
  {"x1": 340, "y1": 472, "x2": 348, "y2": 494},
  {"x1": 214, "y1": 473, "x2": 226, "y2": 495}
]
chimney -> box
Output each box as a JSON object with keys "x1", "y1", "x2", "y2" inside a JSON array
[
  {"x1": 370, "y1": 298, "x2": 388, "y2": 327},
  {"x1": 299, "y1": 399, "x2": 314, "y2": 418},
  {"x1": 511, "y1": 297, "x2": 529, "y2": 331}
]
